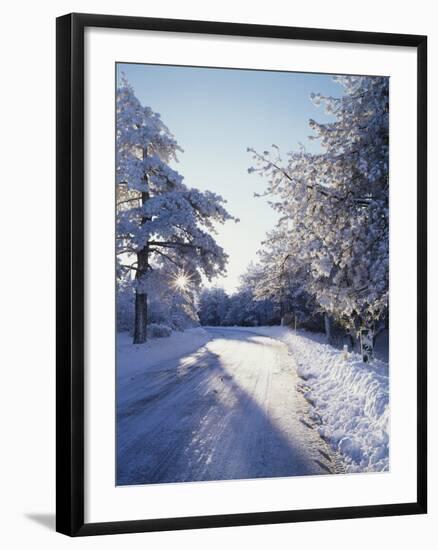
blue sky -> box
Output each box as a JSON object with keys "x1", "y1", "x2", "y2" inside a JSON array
[{"x1": 118, "y1": 63, "x2": 343, "y2": 292}]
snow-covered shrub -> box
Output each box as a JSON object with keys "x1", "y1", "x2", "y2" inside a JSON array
[
  {"x1": 147, "y1": 323, "x2": 172, "y2": 338},
  {"x1": 170, "y1": 311, "x2": 195, "y2": 331},
  {"x1": 148, "y1": 291, "x2": 172, "y2": 326},
  {"x1": 117, "y1": 285, "x2": 135, "y2": 332}
]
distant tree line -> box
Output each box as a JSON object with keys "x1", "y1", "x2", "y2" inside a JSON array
[{"x1": 197, "y1": 263, "x2": 325, "y2": 331}]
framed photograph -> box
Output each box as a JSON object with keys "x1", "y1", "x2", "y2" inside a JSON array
[{"x1": 56, "y1": 13, "x2": 427, "y2": 536}]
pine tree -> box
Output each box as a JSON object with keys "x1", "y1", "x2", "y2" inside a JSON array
[{"x1": 117, "y1": 78, "x2": 236, "y2": 342}]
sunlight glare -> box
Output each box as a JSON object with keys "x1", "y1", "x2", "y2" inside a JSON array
[{"x1": 173, "y1": 272, "x2": 190, "y2": 291}]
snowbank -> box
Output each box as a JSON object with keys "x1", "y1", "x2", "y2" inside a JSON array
[
  {"x1": 240, "y1": 326, "x2": 389, "y2": 473},
  {"x1": 117, "y1": 328, "x2": 212, "y2": 379}
]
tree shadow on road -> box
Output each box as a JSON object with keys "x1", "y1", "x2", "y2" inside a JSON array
[{"x1": 117, "y1": 346, "x2": 331, "y2": 486}]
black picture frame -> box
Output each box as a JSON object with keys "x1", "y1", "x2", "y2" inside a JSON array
[{"x1": 56, "y1": 12, "x2": 427, "y2": 537}]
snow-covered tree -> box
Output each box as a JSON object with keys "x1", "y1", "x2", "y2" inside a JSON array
[
  {"x1": 198, "y1": 287, "x2": 229, "y2": 326},
  {"x1": 223, "y1": 288, "x2": 277, "y2": 327},
  {"x1": 117, "y1": 78, "x2": 236, "y2": 342},
  {"x1": 197, "y1": 266, "x2": 279, "y2": 328},
  {"x1": 248, "y1": 75, "x2": 389, "y2": 337},
  {"x1": 235, "y1": 262, "x2": 281, "y2": 325},
  {"x1": 249, "y1": 235, "x2": 322, "y2": 329},
  {"x1": 146, "y1": 268, "x2": 199, "y2": 330}
]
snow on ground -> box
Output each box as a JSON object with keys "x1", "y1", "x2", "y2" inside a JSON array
[
  {"x1": 117, "y1": 325, "x2": 388, "y2": 481},
  {"x1": 117, "y1": 327, "x2": 212, "y2": 378},
  {"x1": 117, "y1": 327, "x2": 340, "y2": 484},
  {"x1": 238, "y1": 326, "x2": 389, "y2": 473}
]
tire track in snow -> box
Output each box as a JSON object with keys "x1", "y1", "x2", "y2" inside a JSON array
[{"x1": 117, "y1": 327, "x2": 343, "y2": 485}]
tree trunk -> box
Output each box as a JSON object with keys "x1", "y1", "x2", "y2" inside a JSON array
[
  {"x1": 133, "y1": 291, "x2": 148, "y2": 344},
  {"x1": 133, "y1": 245, "x2": 149, "y2": 344},
  {"x1": 360, "y1": 327, "x2": 374, "y2": 363},
  {"x1": 324, "y1": 314, "x2": 332, "y2": 343},
  {"x1": 132, "y1": 184, "x2": 150, "y2": 344}
]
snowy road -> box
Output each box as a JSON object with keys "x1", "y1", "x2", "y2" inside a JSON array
[{"x1": 117, "y1": 327, "x2": 339, "y2": 485}]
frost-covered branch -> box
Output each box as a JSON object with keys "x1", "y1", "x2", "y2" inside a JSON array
[{"x1": 247, "y1": 75, "x2": 389, "y2": 332}]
